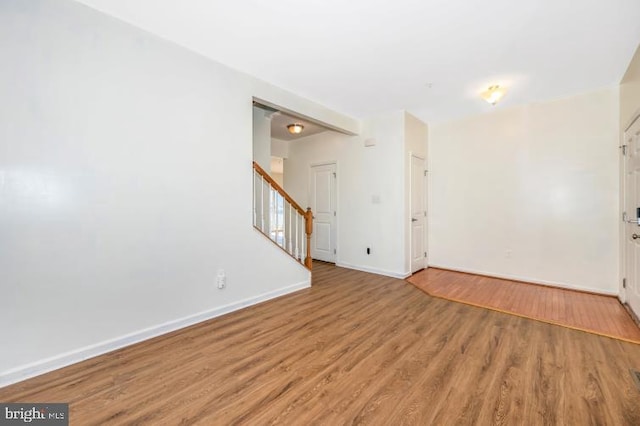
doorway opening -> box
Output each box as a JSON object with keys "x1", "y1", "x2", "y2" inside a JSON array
[
  {"x1": 310, "y1": 162, "x2": 338, "y2": 263},
  {"x1": 622, "y1": 113, "x2": 640, "y2": 318},
  {"x1": 410, "y1": 153, "x2": 427, "y2": 273}
]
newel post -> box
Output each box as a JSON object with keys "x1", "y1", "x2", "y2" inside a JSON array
[{"x1": 304, "y1": 207, "x2": 313, "y2": 270}]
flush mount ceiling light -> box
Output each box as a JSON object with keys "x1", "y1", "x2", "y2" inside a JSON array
[
  {"x1": 480, "y1": 85, "x2": 507, "y2": 105},
  {"x1": 287, "y1": 123, "x2": 304, "y2": 134}
]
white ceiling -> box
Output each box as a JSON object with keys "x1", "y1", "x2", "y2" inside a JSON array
[{"x1": 75, "y1": 0, "x2": 640, "y2": 123}]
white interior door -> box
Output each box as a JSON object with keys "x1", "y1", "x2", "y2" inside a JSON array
[
  {"x1": 624, "y1": 115, "x2": 640, "y2": 317},
  {"x1": 410, "y1": 154, "x2": 427, "y2": 273},
  {"x1": 310, "y1": 163, "x2": 337, "y2": 263}
]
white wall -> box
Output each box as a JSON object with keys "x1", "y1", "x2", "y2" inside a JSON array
[
  {"x1": 271, "y1": 138, "x2": 290, "y2": 159},
  {"x1": 621, "y1": 45, "x2": 640, "y2": 129},
  {"x1": 252, "y1": 108, "x2": 272, "y2": 170},
  {"x1": 285, "y1": 111, "x2": 411, "y2": 277},
  {"x1": 0, "y1": 0, "x2": 359, "y2": 385},
  {"x1": 429, "y1": 88, "x2": 620, "y2": 294}
]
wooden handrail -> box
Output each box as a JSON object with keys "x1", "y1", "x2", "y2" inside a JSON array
[
  {"x1": 253, "y1": 161, "x2": 306, "y2": 216},
  {"x1": 253, "y1": 161, "x2": 313, "y2": 270}
]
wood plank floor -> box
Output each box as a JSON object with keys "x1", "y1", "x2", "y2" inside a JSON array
[
  {"x1": 2, "y1": 262, "x2": 640, "y2": 424},
  {"x1": 407, "y1": 268, "x2": 640, "y2": 344}
]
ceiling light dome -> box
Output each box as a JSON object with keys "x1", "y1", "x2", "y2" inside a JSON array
[
  {"x1": 287, "y1": 123, "x2": 304, "y2": 134},
  {"x1": 481, "y1": 85, "x2": 507, "y2": 105}
]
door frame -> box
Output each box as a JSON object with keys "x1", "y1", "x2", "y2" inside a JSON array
[
  {"x1": 409, "y1": 152, "x2": 427, "y2": 273},
  {"x1": 621, "y1": 112, "x2": 640, "y2": 303},
  {"x1": 309, "y1": 160, "x2": 338, "y2": 262}
]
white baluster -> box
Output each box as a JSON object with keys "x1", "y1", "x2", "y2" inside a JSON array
[
  {"x1": 275, "y1": 192, "x2": 280, "y2": 247},
  {"x1": 276, "y1": 191, "x2": 279, "y2": 246},
  {"x1": 279, "y1": 195, "x2": 282, "y2": 247},
  {"x1": 270, "y1": 187, "x2": 274, "y2": 240},
  {"x1": 260, "y1": 175, "x2": 266, "y2": 232},
  {"x1": 288, "y1": 203, "x2": 293, "y2": 254},
  {"x1": 283, "y1": 199, "x2": 288, "y2": 251},
  {"x1": 294, "y1": 211, "x2": 299, "y2": 259},
  {"x1": 300, "y1": 213, "x2": 304, "y2": 261},
  {"x1": 253, "y1": 171, "x2": 257, "y2": 227},
  {"x1": 272, "y1": 188, "x2": 277, "y2": 244},
  {"x1": 301, "y1": 214, "x2": 306, "y2": 263}
]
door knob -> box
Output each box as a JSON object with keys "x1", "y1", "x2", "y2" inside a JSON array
[
  {"x1": 633, "y1": 234, "x2": 640, "y2": 240},
  {"x1": 411, "y1": 218, "x2": 418, "y2": 222}
]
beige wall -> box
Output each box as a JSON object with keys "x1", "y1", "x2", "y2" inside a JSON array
[
  {"x1": 272, "y1": 172, "x2": 284, "y2": 187},
  {"x1": 284, "y1": 111, "x2": 410, "y2": 278},
  {"x1": 621, "y1": 45, "x2": 640, "y2": 128},
  {"x1": 429, "y1": 88, "x2": 620, "y2": 294}
]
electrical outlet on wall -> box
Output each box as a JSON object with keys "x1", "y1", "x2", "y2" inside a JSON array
[{"x1": 216, "y1": 270, "x2": 226, "y2": 289}]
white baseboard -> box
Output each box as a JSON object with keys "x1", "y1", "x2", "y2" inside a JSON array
[
  {"x1": 335, "y1": 262, "x2": 410, "y2": 279},
  {"x1": 427, "y1": 263, "x2": 618, "y2": 296},
  {"x1": 0, "y1": 280, "x2": 310, "y2": 388}
]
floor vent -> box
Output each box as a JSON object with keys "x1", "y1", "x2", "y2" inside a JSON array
[{"x1": 631, "y1": 369, "x2": 640, "y2": 392}]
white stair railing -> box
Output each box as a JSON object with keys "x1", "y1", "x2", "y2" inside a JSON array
[{"x1": 253, "y1": 161, "x2": 312, "y2": 269}]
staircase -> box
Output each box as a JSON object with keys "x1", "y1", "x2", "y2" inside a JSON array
[{"x1": 252, "y1": 161, "x2": 313, "y2": 269}]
